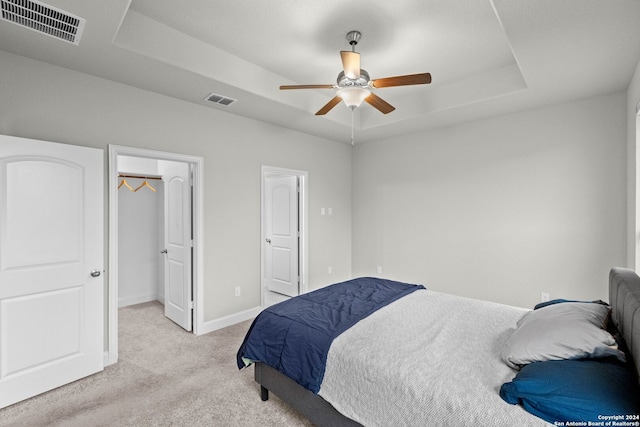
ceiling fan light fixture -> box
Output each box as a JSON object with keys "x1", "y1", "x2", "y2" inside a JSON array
[{"x1": 337, "y1": 87, "x2": 371, "y2": 109}]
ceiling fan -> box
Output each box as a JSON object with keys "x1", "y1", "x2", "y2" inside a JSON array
[{"x1": 280, "y1": 30, "x2": 432, "y2": 116}]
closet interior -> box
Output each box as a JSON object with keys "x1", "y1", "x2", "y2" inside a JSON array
[{"x1": 117, "y1": 171, "x2": 165, "y2": 308}]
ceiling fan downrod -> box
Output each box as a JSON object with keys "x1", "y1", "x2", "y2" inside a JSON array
[{"x1": 346, "y1": 30, "x2": 361, "y2": 51}]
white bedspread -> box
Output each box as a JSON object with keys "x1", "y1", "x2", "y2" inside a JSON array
[{"x1": 318, "y1": 290, "x2": 551, "y2": 426}]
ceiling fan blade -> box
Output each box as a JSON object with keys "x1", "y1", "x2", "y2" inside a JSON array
[
  {"x1": 280, "y1": 84, "x2": 335, "y2": 90},
  {"x1": 370, "y1": 73, "x2": 432, "y2": 88},
  {"x1": 365, "y1": 93, "x2": 395, "y2": 114},
  {"x1": 315, "y1": 96, "x2": 343, "y2": 115},
  {"x1": 340, "y1": 51, "x2": 360, "y2": 79}
]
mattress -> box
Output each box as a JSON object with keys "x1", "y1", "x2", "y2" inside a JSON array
[{"x1": 318, "y1": 290, "x2": 550, "y2": 426}]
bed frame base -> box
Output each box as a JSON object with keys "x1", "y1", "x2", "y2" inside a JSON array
[{"x1": 254, "y1": 362, "x2": 362, "y2": 427}]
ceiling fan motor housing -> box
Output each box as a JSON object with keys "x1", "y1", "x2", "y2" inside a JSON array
[{"x1": 337, "y1": 69, "x2": 370, "y2": 88}]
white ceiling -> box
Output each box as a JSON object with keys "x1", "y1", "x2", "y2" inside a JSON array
[{"x1": 1, "y1": 0, "x2": 639, "y2": 144}]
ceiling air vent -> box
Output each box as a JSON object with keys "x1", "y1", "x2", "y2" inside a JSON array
[
  {"x1": 1, "y1": 0, "x2": 85, "y2": 45},
  {"x1": 204, "y1": 93, "x2": 237, "y2": 107}
]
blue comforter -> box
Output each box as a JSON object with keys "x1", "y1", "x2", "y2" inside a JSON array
[{"x1": 236, "y1": 277, "x2": 425, "y2": 393}]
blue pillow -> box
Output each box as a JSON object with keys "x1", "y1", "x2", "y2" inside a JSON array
[{"x1": 500, "y1": 358, "x2": 640, "y2": 424}]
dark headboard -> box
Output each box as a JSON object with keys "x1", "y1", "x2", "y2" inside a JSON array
[{"x1": 609, "y1": 267, "x2": 640, "y2": 382}]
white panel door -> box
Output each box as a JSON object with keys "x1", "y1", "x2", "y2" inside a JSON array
[
  {"x1": 265, "y1": 175, "x2": 299, "y2": 297},
  {"x1": 162, "y1": 162, "x2": 192, "y2": 331},
  {"x1": 0, "y1": 135, "x2": 103, "y2": 409}
]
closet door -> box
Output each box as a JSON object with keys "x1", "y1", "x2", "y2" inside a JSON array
[
  {"x1": 0, "y1": 134, "x2": 103, "y2": 408},
  {"x1": 162, "y1": 162, "x2": 192, "y2": 331}
]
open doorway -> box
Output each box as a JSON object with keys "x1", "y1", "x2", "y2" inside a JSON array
[
  {"x1": 116, "y1": 163, "x2": 165, "y2": 309},
  {"x1": 107, "y1": 145, "x2": 204, "y2": 365},
  {"x1": 261, "y1": 166, "x2": 308, "y2": 307}
]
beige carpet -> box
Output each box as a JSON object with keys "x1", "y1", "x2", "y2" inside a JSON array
[{"x1": 0, "y1": 301, "x2": 314, "y2": 427}]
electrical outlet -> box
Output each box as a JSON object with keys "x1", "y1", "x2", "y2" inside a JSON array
[
  {"x1": 328, "y1": 266, "x2": 332, "y2": 274},
  {"x1": 376, "y1": 266, "x2": 382, "y2": 274},
  {"x1": 540, "y1": 292, "x2": 550, "y2": 302},
  {"x1": 235, "y1": 286, "x2": 241, "y2": 297}
]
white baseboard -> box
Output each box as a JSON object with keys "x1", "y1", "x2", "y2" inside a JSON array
[
  {"x1": 118, "y1": 293, "x2": 162, "y2": 308},
  {"x1": 104, "y1": 351, "x2": 115, "y2": 366},
  {"x1": 198, "y1": 306, "x2": 262, "y2": 335}
]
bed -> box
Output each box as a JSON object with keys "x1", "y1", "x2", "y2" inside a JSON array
[{"x1": 237, "y1": 270, "x2": 640, "y2": 426}]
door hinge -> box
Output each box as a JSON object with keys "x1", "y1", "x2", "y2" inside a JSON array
[{"x1": 188, "y1": 301, "x2": 194, "y2": 310}]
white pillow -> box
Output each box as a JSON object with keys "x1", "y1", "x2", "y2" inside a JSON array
[{"x1": 502, "y1": 302, "x2": 625, "y2": 369}]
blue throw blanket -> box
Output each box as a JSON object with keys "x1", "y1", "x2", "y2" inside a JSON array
[{"x1": 236, "y1": 277, "x2": 425, "y2": 393}]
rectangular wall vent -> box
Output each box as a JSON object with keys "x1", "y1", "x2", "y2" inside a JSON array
[
  {"x1": 1, "y1": 0, "x2": 85, "y2": 45},
  {"x1": 204, "y1": 93, "x2": 237, "y2": 107}
]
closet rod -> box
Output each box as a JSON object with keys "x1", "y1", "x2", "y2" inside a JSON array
[{"x1": 118, "y1": 174, "x2": 162, "y2": 180}]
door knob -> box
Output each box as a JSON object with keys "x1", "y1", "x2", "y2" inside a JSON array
[
  {"x1": 160, "y1": 249, "x2": 168, "y2": 254},
  {"x1": 265, "y1": 239, "x2": 271, "y2": 244},
  {"x1": 90, "y1": 269, "x2": 101, "y2": 277}
]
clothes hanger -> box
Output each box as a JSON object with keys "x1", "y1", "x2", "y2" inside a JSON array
[
  {"x1": 118, "y1": 178, "x2": 133, "y2": 191},
  {"x1": 134, "y1": 178, "x2": 156, "y2": 192}
]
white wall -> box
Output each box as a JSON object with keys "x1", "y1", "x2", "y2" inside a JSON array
[
  {"x1": 626, "y1": 59, "x2": 640, "y2": 270},
  {"x1": 0, "y1": 51, "x2": 352, "y2": 335},
  {"x1": 0, "y1": 47, "x2": 631, "y2": 324},
  {"x1": 352, "y1": 93, "x2": 627, "y2": 308}
]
